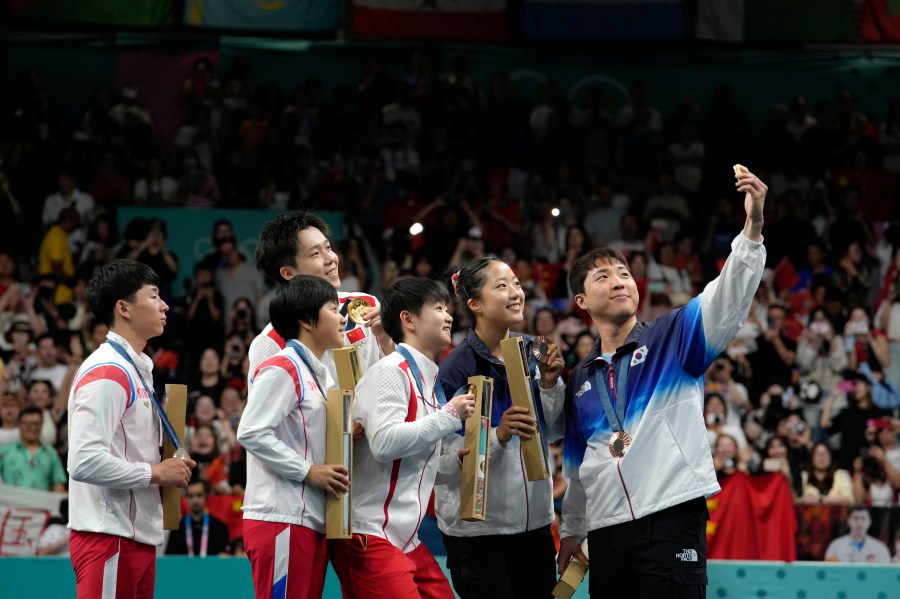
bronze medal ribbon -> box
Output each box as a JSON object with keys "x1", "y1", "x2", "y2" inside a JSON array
[{"x1": 592, "y1": 357, "x2": 631, "y2": 454}]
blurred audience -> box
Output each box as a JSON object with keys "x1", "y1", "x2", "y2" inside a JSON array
[{"x1": 2, "y1": 49, "x2": 900, "y2": 560}]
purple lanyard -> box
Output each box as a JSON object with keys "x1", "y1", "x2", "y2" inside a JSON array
[{"x1": 185, "y1": 512, "x2": 209, "y2": 557}]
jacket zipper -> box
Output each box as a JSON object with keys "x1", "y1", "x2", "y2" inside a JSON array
[
  {"x1": 519, "y1": 445, "x2": 530, "y2": 530},
  {"x1": 608, "y1": 360, "x2": 636, "y2": 520}
]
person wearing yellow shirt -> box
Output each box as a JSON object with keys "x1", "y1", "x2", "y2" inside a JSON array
[{"x1": 38, "y1": 207, "x2": 78, "y2": 305}]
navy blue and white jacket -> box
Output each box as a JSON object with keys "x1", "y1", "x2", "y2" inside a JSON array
[
  {"x1": 435, "y1": 330, "x2": 565, "y2": 537},
  {"x1": 560, "y1": 234, "x2": 765, "y2": 538}
]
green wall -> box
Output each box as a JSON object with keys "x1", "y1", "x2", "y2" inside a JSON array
[{"x1": 116, "y1": 207, "x2": 344, "y2": 294}]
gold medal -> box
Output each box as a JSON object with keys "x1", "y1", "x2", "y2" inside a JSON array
[
  {"x1": 608, "y1": 431, "x2": 632, "y2": 458},
  {"x1": 531, "y1": 336, "x2": 551, "y2": 364},
  {"x1": 346, "y1": 298, "x2": 369, "y2": 324}
]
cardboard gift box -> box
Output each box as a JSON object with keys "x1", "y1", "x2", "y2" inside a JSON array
[
  {"x1": 333, "y1": 346, "x2": 363, "y2": 390},
  {"x1": 325, "y1": 388, "x2": 354, "y2": 539},
  {"x1": 552, "y1": 540, "x2": 590, "y2": 599},
  {"x1": 162, "y1": 384, "x2": 187, "y2": 531},
  {"x1": 326, "y1": 346, "x2": 363, "y2": 539},
  {"x1": 500, "y1": 336, "x2": 550, "y2": 481}
]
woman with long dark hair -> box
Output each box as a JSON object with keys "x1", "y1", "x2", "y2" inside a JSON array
[{"x1": 798, "y1": 441, "x2": 853, "y2": 505}]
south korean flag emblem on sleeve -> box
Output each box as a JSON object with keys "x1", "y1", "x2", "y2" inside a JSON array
[{"x1": 631, "y1": 345, "x2": 649, "y2": 367}]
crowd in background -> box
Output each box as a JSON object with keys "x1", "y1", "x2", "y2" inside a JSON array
[{"x1": 1, "y1": 49, "x2": 900, "y2": 560}]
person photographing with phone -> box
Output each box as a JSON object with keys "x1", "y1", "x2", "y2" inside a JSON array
[
  {"x1": 796, "y1": 308, "x2": 848, "y2": 399},
  {"x1": 770, "y1": 411, "x2": 812, "y2": 496},
  {"x1": 756, "y1": 436, "x2": 794, "y2": 487},
  {"x1": 703, "y1": 393, "x2": 750, "y2": 464},
  {"x1": 704, "y1": 356, "x2": 750, "y2": 428},
  {"x1": 844, "y1": 306, "x2": 889, "y2": 374},
  {"x1": 852, "y1": 417, "x2": 900, "y2": 506},
  {"x1": 820, "y1": 371, "x2": 889, "y2": 472},
  {"x1": 867, "y1": 417, "x2": 900, "y2": 477},
  {"x1": 711, "y1": 434, "x2": 747, "y2": 480},
  {"x1": 747, "y1": 302, "x2": 796, "y2": 403}
]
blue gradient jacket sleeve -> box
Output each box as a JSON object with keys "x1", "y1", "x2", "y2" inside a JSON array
[
  {"x1": 688, "y1": 233, "x2": 767, "y2": 376},
  {"x1": 562, "y1": 375, "x2": 588, "y2": 481}
]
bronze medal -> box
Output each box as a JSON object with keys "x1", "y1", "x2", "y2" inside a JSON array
[
  {"x1": 531, "y1": 336, "x2": 551, "y2": 364},
  {"x1": 608, "y1": 431, "x2": 632, "y2": 458},
  {"x1": 346, "y1": 298, "x2": 369, "y2": 324}
]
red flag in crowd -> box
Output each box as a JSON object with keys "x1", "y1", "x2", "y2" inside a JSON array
[
  {"x1": 772, "y1": 257, "x2": 800, "y2": 292},
  {"x1": 787, "y1": 289, "x2": 814, "y2": 319},
  {"x1": 206, "y1": 495, "x2": 245, "y2": 541},
  {"x1": 706, "y1": 472, "x2": 797, "y2": 561},
  {"x1": 745, "y1": 472, "x2": 798, "y2": 561}
]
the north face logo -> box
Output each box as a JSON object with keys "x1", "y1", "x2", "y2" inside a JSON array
[
  {"x1": 631, "y1": 345, "x2": 649, "y2": 367},
  {"x1": 575, "y1": 381, "x2": 592, "y2": 398},
  {"x1": 676, "y1": 549, "x2": 698, "y2": 562}
]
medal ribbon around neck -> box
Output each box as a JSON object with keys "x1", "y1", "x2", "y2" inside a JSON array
[
  {"x1": 396, "y1": 345, "x2": 446, "y2": 408},
  {"x1": 592, "y1": 356, "x2": 631, "y2": 434},
  {"x1": 106, "y1": 339, "x2": 183, "y2": 450},
  {"x1": 286, "y1": 340, "x2": 326, "y2": 397}
]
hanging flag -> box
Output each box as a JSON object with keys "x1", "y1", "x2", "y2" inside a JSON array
[
  {"x1": 0, "y1": 483, "x2": 62, "y2": 556},
  {"x1": 697, "y1": 0, "x2": 859, "y2": 43},
  {"x1": 184, "y1": 0, "x2": 340, "y2": 32},
  {"x1": 350, "y1": 0, "x2": 508, "y2": 40},
  {"x1": 745, "y1": 471, "x2": 798, "y2": 561},
  {"x1": 707, "y1": 472, "x2": 797, "y2": 561},
  {"x1": 206, "y1": 495, "x2": 245, "y2": 541},
  {"x1": 10, "y1": 0, "x2": 171, "y2": 25},
  {"x1": 861, "y1": 0, "x2": 900, "y2": 41},
  {"x1": 706, "y1": 471, "x2": 759, "y2": 560},
  {"x1": 525, "y1": 0, "x2": 683, "y2": 39}
]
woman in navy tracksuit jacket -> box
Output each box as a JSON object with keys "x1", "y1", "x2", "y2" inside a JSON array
[{"x1": 436, "y1": 256, "x2": 565, "y2": 599}]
